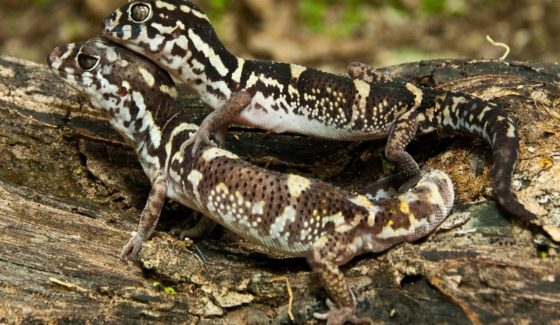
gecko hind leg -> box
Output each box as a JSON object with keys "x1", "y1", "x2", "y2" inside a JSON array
[{"x1": 307, "y1": 235, "x2": 372, "y2": 325}]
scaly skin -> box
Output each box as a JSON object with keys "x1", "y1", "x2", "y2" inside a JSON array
[
  {"x1": 48, "y1": 39, "x2": 454, "y2": 325},
  {"x1": 100, "y1": 0, "x2": 535, "y2": 223}
]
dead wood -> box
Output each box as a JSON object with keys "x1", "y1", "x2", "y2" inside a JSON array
[{"x1": 0, "y1": 56, "x2": 559, "y2": 324}]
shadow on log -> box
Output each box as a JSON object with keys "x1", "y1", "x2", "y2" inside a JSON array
[{"x1": 0, "y1": 56, "x2": 559, "y2": 324}]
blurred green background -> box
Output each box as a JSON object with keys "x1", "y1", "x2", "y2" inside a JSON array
[{"x1": 1, "y1": 0, "x2": 557, "y2": 72}]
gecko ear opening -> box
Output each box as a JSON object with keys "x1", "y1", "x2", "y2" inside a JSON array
[
  {"x1": 77, "y1": 54, "x2": 100, "y2": 71},
  {"x1": 129, "y1": 2, "x2": 152, "y2": 24}
]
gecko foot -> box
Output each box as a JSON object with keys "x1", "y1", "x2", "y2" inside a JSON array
[
  {"x1": 181, "y1": 127, "x2": 217, "y2": 157},
  {"x1": 398, "y1": 173, "x2": 422, "y2": 193},
  {"x1": 120, "y1": 232, "x2": 144, "y2": 261}
]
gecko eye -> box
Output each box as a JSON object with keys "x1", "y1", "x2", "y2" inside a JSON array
[
  {"x1": 77, "y1": 54, "x2": 100, "y2": 71},
  {"x1": 130, "y1": 2, "x2": 152, "y2": 23}
]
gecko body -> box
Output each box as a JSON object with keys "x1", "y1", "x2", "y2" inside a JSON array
[
  {"x1": 101, "y1": 0, "x2": 535, "y2": 223},
  {"x1": 48, "y1": 39, "x2": 454, "y2": 325}
]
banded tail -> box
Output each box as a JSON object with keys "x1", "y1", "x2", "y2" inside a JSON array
[{"x1": 421, "y1": 90, "x2": 535, "y2": 222}]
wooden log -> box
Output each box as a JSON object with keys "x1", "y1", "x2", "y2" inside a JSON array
[{"x1": 0, "y1": 55, "x2": 558, "y2": 324}]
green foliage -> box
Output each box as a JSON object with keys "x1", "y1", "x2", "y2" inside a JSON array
[
  {"x1": 32, "y1": 0, "x2": 52, "y2": 7},
  {"x1": 299, "y1": 0, "x2": 365, "y2": 37},
  {"x1": 421, "y1": 0, "x2": 446, "y2": 14},
  {"x1": 206, "y1": 0, "x2": 231, "y2": 20}
]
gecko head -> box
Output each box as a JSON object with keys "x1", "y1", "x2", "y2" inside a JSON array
[
  {"x1": 48, "y1": 38, "x2": 177, "y2": 124},
  {"x1": 101, "y1": 0, "x2": 218, "y2": 74}
]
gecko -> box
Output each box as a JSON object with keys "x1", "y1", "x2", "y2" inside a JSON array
[
  {"x1": 100, "y1": 0, "x2": 535, "y2": 223},
  {"x1": 48, "y1": 38, "x2": 454, "y2": 325}
]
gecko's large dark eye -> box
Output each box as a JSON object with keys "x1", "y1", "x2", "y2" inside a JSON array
[
  {"x1": 77, "y1": 54, "x2": 100, "y2": 71},
  {"x1": 130, "y1": 2, "x2": 152, "y2": 23}
]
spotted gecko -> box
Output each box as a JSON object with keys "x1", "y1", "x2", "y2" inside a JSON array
[
  {"x1": 48, "y1": 38, "x2": 454, "y2": 324},
  {"x1": 100, "y1": 0, "x2": 534, "y2": 223}
]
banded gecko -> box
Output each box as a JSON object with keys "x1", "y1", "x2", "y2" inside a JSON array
[
  {"x1": 101, "y1": 0, "x2": 535, "y2": 223},
  {"x1": 48, "y1": 38, "x2": 454, "y2": 325}
]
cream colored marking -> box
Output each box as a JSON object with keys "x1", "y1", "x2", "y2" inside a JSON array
[
  {"x1": 270, "y1": 206, "x2": 297, "y2": 238},
  {"x1": 231, "y1": 58, "x2": 245, "y2": 83},
  {"x1": 188, "y1": 29, "x2": 228, "y2": 77},
  {"x1": 443, "y1": 96, "x2": 468, "y2": 127},
  {"x1": 245, "y1": 72, "x2": 260, "y2": 89},
  {"x1": 350, "y1": 79, "x2": 370, "y2": 126},
  {"x1": 159, "y1": 84, "x2": 178, "y2": 98},
  {"x1": 405, "y1": 83, "x2": 423, "y2": 109},
  {"x1": 131, "y1": 91, "x2": 161, "y2": 148},
  {"x1": 156, "y1": 0, "x2": 176, "y2": 10},
  {"x1": 286, "y1": 174, "x2": 311, "y2": 198},
  {"x1": 164, "y1": 123, "x2": 198, "y2": 169},
  {"x1": 138, "y1": 67, "x2": 155, "y2": 87},
  {"x1": 322, "y1": 212, "x2": 344, "y2": 229},
  {"x1": 179, "y1": 5, "x2": 209, "y2": 20},
  {"x1": 506, "y1": 123, "x2": 516, "y2": 138},
  {"x1": 377, "y1": 215, "x2": 430, "y2": 239},
  {"x1": 290, "y1": 64, "x2": 307, "y2": 80},
  {"x1": 201, "y1": 147, "x2": 239, "y2": 162},
  {"x1": 399, "y1": 197, "x2": 410, "y2": 214},
  {"x1": 478, "y1": 107, "x2": 492, "y2": 121},
  {"x1": 252, "y1": 201, "x2": 265, "y2": 215},
  {"x1": 350, "y1": 195, "x2": 373, "y2": 210},
  {"x1": 105, "y1": 46, "x2": 119, "y2": 62},
  {"x1": 187, "y1": 169, "x2": 204, "y2": 202}
]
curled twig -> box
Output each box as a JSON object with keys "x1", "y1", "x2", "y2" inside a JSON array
[{"x1": 486, "y1": 35, "x2": 510, "y2": 61}]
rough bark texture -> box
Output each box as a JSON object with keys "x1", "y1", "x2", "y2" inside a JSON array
[{"x1": 0, "y1": 56, "x2": 559, "y2": 324}]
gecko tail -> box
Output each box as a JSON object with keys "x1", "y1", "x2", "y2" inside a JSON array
[
  {"x1": 432, "y1": 92, "x2": 536, "y2": 222},
  {"x1": 491, "y1": 145, "x2": 536, "y2": 222}
]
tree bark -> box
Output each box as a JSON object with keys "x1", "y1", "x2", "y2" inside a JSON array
[{"x1": 0, "y1": 55, "x2": 559, "y2": 324}]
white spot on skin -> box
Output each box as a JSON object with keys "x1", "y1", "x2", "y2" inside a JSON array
[
  {"x1": 290, "y1": 64, "x2": 307, "y2": 79},
  {"x1": 201, "y1": 147, "x2": 239, "y2": 162},
  {"x1": 105, "y1": 46, "x2": 119, "y2": 63},
  {"x1": 286, "y1": 174, "x2": 311, "y2": 198},
  {"x1": 252, "y1": 201, "x2": 265, "y2": 215}
]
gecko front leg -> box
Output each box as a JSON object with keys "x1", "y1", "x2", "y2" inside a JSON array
[
  {"x1": 183, "y1": 91, "x2": 252, "y2": 155},
  {"x1": 121, "y1": 173, "x2": 167, "y2": 260},
  {"x1": 385, "y1": 110, "x2": 422, "y2": 190}
]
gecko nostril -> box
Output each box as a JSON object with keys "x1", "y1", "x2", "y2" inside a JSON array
[{"x1": 47, "y1": 47, "x2": 62, "y2": 67}]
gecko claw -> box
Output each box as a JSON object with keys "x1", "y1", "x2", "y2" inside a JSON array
[
  {"x1": 120, "y1": 232, "x2": 144, "y2": 261},
  {"x1": 181, "y1": 127, "x2": 217, "y2": 157}
]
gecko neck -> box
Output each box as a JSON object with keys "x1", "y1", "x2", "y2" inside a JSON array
[
  {"x1": 107, "y1": 90, "x2": 180, "y2": 177},
  {"x1": 164, "y1": 27, "x2": 240, "y2": 110}
]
